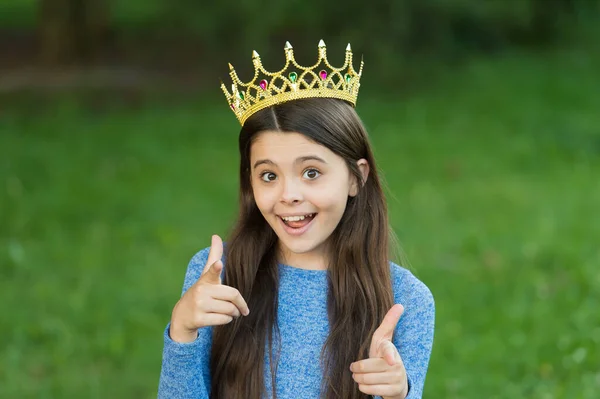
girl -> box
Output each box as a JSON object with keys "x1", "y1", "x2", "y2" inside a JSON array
[{"x1": 158, "y1": 42, "x2": 435, "y2": 399}]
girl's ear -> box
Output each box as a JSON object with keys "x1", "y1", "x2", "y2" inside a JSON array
[{"x1": 349, "y1": 158, "x2": 370, "y2": 197}]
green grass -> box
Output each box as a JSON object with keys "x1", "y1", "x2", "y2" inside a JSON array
[{"x1": 1, "y1": 46, "x2": 599, "y2": 398}]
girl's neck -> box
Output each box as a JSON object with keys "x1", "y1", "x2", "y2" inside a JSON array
[{"x1": 277, "y1": 243, "x2": 329, "y2": 271}]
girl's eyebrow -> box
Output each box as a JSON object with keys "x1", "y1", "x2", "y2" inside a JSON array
[
  {"x1": 253, "y1": 159, "x2": 275, "y2": 169},
  {"x1": 296, "y1": 155, "x2": 327, "y2": 164},
  {"x1": 253, "y1": 155, "x2": 327, "y2": 169}
]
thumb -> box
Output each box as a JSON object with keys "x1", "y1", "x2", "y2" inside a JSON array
[
  {"x1": 203, "y1": 235, "x2": 224, "y2": 274},
  {"x1": 375, "y1": 304, "x2": 404, "y2": 340},
  {"x1": 369, "y1": 304, "x2": 404, "y2": 359},
  {"x1": 201, "y1": 259, "x2": 223, "y2": 285},
  {"x1": 378, "y1": 339, "x2": 399, "y2": 366}
]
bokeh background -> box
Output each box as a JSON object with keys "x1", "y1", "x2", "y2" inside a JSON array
[{"x1": 1, "y1": 1, "x2": 599, "y2": 398}]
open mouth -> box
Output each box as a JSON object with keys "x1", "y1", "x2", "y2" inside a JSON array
[{"x1": 279, "y1": 213, "x2": 317, "y2": 229}]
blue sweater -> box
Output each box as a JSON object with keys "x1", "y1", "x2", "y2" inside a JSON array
[{"x1": 158, "y1": 247, "x2": 435, "y2": 398}]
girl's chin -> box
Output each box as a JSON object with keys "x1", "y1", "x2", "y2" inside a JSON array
[
  {"x1": 277, "y1": 235, "x2": 329, "y2": 256},
  {"x1": 280, "y1": 241, "x2": 317, "y2": 255}
]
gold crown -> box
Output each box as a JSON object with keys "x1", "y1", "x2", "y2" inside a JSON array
[{"x1": 221, "y1": 40, "x2": 363, "y2": 125}]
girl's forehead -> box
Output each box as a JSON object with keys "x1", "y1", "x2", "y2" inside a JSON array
[
  {"x1": 251, "y1": 131, "x2": 328, "y2": 154},
  {"x1": 250, "y1": 131, "x2": 343, "y2": 167}
]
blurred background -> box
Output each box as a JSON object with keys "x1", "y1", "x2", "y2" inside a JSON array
[{"x1": 1, "y1": 0, "x2": 599, "y2": 398}]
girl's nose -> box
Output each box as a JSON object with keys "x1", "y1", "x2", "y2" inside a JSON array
[{"x1": 280, "y1": 178, "x2": 303, "y2": 204}]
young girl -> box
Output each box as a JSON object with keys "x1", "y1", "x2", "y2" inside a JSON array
[{"x1": 158, "y1": 41, "x2": 435, "y2": 399}]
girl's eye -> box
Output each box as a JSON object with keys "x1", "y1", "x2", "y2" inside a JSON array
[
  {"x1": 260, "y1": 172, "x2": 277, "y2": 182},
  {"x1": 303, "y1": 169, "x2": 321, "y2": 180}
]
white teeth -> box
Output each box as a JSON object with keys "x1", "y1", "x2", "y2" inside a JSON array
[{"x1": 281, "y1": 213, "x2": 314, "y2": 222}]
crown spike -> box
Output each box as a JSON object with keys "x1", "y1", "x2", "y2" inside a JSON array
[
  {"x1": 345, "y1": 50, "x2": 353, "y2": 71},
  {"x1": 346, "y1": 43, "x2": 352, "y2": 51},
  {"x1": 284, "y1": 41, "x2": 295, "y2": 63},
  {"x1": 228, "y1": 63, "x2": 234, "y2": 70},
  {"x1": 252, "y1": 50, "x2": 263, "y2": 69},
  {"x1": 229, "y1": 67, "x2": 241, "y2": 85},
  {"x1": 318, "y1": 39, "x2": 327, "y2": 60},
  {"x1": 358, "y1": 54, "x2": 364, "y2": 76}
]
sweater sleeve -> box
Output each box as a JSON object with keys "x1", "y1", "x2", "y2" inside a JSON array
[
  {"x1": 158, "y1": 247, "x2": 214, "y2": 399},
  {"x1": 391, "y1": 265, "x2": 436, "y2": 399}
]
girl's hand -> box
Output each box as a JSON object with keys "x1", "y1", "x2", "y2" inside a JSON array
[
  {"x1": 169, "y1": 235, "x2": 250, "y2": 343},
  {"x1": 350, "y1": 304, "x2": 408, "y2": 399}
]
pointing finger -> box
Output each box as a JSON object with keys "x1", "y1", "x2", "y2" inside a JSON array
[
  {"x1": 211, "y1": 284, "x2": 250, "y2": 316},
  {"x1": 349, "y1": 358, "x2": 391, "y2": 373}
]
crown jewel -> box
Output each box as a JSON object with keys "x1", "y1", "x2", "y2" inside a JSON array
[{"x1": 221, "y1": 40, "x2": 364, "y2": 125}]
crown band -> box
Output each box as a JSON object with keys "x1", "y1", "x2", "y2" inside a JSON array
[{"x1": 221, "y1": 40, "x2": 363, "y2": 125}]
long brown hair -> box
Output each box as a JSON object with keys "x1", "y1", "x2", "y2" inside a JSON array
[{"x1": 210, "y1": 98, "x2": 395, "y2": 399}]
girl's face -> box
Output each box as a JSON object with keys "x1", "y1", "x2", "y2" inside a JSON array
[{"x1": 250, "y1": 131, "x2": 368, "y2": 269}]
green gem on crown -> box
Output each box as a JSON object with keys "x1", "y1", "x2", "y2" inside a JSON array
[
  {"x1": 238, "y1": 91, "x2": 244, "y2": 100},
  {"x1": 289, "y1": 72, "x2": 298, "y2": 82},
  {"x1": 345, "y1": 73, "x2": 352, "y2": 83}
]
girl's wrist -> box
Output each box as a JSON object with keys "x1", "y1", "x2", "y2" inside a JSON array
[
  {"x1": 169, "y1": 321, "x2": 198, "y2": 343},
  {"x1": 170, "y1": 305, "x2": 198, "y2": 343}
]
